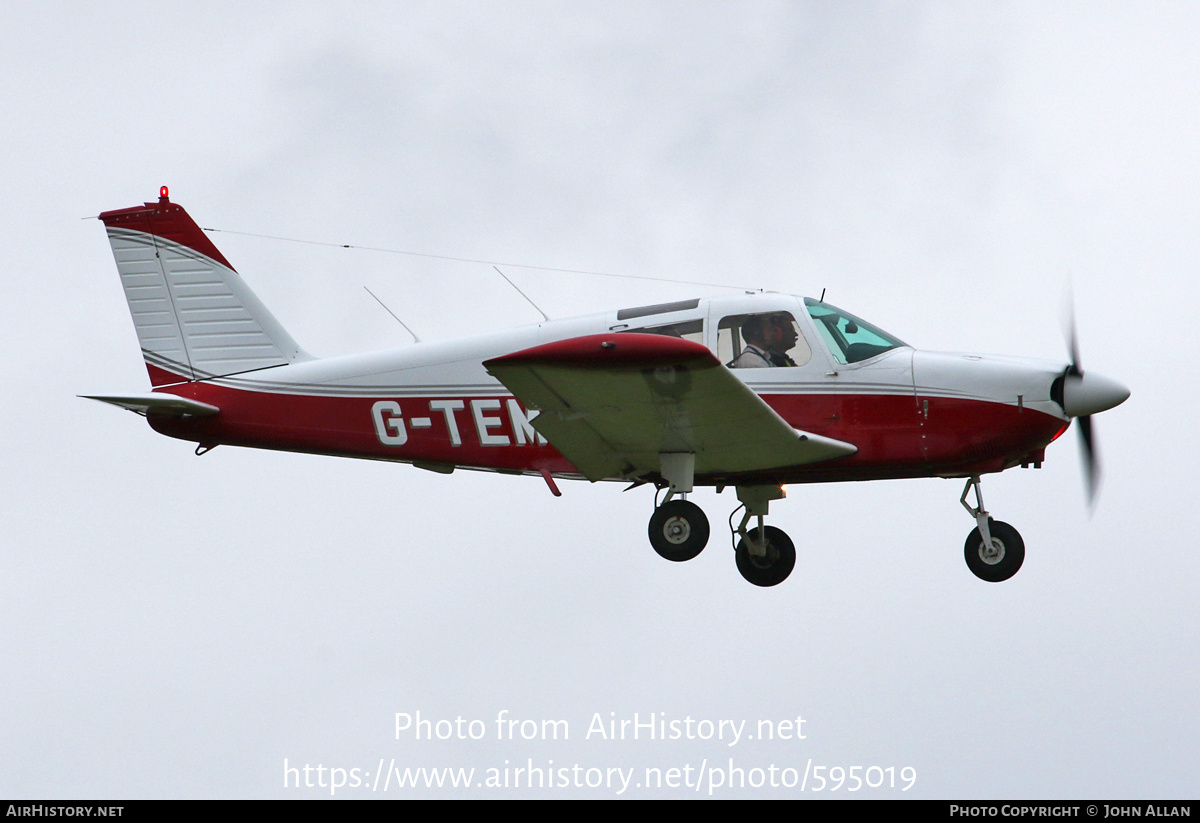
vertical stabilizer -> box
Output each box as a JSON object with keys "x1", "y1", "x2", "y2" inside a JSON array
[{"x1": 99, "y1": 189, "x2": 309, "y2": 386}]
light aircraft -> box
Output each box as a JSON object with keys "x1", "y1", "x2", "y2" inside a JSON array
[{"x1": 87, "y1": 188, "x2": 1130, "y2": 586}]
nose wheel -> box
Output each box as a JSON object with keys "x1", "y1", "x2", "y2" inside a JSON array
[
  {"x1": 648, "y1": 499, "x2": 710, "y2": 561},
  {"x1": 964, "y1": 519, "x2": 1025, "y2": 582}
]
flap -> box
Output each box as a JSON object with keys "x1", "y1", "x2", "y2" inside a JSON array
[{"x1": 484, "y1": 334, "x2": 856, "y2": 482}]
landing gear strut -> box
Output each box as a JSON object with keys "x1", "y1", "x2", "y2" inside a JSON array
[
  {"x1": 960, "y1": 476, "x2": 1025, "y2": 582},
  {"x1": 731, "y1": 485, "x2": 795, "y2": 587}
]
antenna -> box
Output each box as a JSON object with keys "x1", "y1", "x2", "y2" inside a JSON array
[
  {"x1": 363, "y1": 286, "x2": 421, "y2": 343},
  {"x1": 202, "y1": 225, "x2": 747, "y2": 290},
  {"x1": 820, "y1": 288, "x2": 826, "y2": 302},
  {"x1": 494, "y1": 266, "x2": 549, "y2": 321}
]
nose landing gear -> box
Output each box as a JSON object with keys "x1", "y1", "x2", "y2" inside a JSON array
[{"x1": 960, "y1": 476, "x2": 1025, "y2": 582}]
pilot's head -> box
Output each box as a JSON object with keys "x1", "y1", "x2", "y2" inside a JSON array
[{"x1": 744, "y1": 313, "x2": 797, "y2": 353}]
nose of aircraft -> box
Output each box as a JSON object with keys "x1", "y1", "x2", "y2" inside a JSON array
[{"x1": 1061, "y1": 371, "x2": 1131, "y2": 417}]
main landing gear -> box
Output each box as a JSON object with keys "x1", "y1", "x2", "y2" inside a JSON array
[
  {"x1": 960, "y1": 475, "x2": 1025, "y2": 582},
  {"x1": 647, "y1": 454, "x2": 712, "y2": 563},
  {"x1": 648, "y1": 499, "x2": 709, "y2": 562},
  {"x1": 730, "y1": 486, "x2": 795, "y2": 587},
  {"x1": 734, "y1": 525, "x2": 796, "y2": 588},
  {"x1": 645, "y1": 457, "x2": 796, "y2": 587}
]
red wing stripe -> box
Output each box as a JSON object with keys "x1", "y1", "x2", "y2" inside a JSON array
[{"x1": 484, "y1": 333, "x2": 717, "y2": 369}]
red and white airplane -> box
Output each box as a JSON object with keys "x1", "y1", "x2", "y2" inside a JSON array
[{"x1": 87, "y1": 188, "x2": 1129, "y2": 586}]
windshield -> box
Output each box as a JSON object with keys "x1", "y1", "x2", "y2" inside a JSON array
[{"x1": 804, "y1": 298, "x2": 907, "y2": 364}]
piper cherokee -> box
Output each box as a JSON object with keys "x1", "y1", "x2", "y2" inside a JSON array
[{"x1": 86, "y1": 189, "x2": 1130, "y2": 587}]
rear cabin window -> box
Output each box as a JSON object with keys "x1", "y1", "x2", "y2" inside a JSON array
[{"x1": 622, "y1": 319, "x2": 704, "y2": 346}]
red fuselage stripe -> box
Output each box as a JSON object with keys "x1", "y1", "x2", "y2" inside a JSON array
[{"x1": 146, "y1": 382, "x2": 1064, "y2": 483}]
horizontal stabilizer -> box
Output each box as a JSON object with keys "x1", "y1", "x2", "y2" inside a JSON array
[{"x1": 81, "y1": 393, "x2": 220, "y2": 417}]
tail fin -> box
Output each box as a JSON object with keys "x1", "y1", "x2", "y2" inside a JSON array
[{"x1": 99, "y1": 188, "x2": 310, "y2": 386}]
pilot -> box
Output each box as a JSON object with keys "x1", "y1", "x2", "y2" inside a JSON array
[{"x1": 728, "y1": 313, "x2": 798, "y2": 368}]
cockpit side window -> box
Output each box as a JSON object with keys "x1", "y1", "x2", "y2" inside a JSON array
[
  {"x1": 804, "y1": 298, "x2": 906, "y2": 364},
  {"x1": 719, "y1": 312, "x2": 811, "y2": 368}
]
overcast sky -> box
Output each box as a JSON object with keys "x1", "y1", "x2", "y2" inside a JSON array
[{"x1": 2, "y1": 2, "x2": 1196, "y2": 798}]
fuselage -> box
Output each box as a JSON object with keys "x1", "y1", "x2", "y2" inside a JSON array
[{"x1": 145, "y1": 292, "x2": 1070, "y2": 486}]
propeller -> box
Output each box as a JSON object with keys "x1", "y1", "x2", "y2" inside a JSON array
[
  {"x1": 1059, "y1": 303, "x2": 1129, "y2": 506},
  {"x1": 1065, "y1": 314, "x2": 1098, "y2": 502}
]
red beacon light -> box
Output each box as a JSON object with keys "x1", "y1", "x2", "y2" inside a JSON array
[{"x1": 159, "y1": 185, "x2": 170, "y2": 203}]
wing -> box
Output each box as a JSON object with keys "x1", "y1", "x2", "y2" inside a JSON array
[{"x1": 483, "y1": 333, "x2": 856, "y2": 482}]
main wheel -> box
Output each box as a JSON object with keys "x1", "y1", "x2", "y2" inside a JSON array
[
  {"x1": 735, "y1": 526, "x2": 796, "y2": 587},
  {"x1": 964, "y1": 519, "x2": 1025, "y2": 582},
  {"x1": 648, "y1": 500, "x2": 710, "y2": 562}
]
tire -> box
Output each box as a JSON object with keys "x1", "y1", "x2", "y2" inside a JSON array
[
  {"x1": 964, "y1": 519, "x2": 1025, "y2": 582},
  {"x1": 735, "y1": 526, "x2": 796, "y2": 587},
  {"x1": 648, "y1": 500, "x2": 710, "y2": 562}
]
